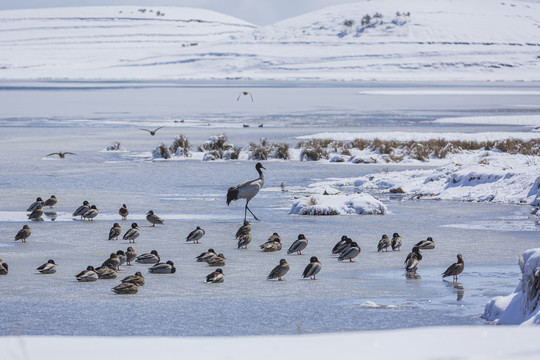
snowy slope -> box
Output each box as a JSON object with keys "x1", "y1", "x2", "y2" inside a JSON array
[{"x1": 1, "y1": 0, "x2": 540, "y2": 80}]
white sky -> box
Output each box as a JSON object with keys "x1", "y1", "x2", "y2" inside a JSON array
[{"x1": 1, "y1": 0, "x2": 539, "y2": 25}]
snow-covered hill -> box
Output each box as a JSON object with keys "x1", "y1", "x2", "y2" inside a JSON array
[{"x1": 1, "y1": 0, "x2": 539, "y2": 81}]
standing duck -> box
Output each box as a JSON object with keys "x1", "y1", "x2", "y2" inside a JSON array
[
  {"x1": 15, "y1": 225, "x2": 31, "y2": 242},
  {"x1": 108, "y1": 223, "x2": 122, "y2": 240},
  {"x1": 102, "y1": 253, "x2": 121, "y2": 270},
  {"x1": 334, "y1": 237, "x2": 353, "y2": 255},
  {"x1": 121, "y1": 271, "x2": 145, "y2": 286},
  {"x1": 338, "y1": 242, "x2": 361, "y2": 262},
  {"x1": 123, "y1": 223, "x2": 140, "y2": 243},
  {"x1": 415, "y1": 237, "x2": 435, "y2": 249},
  {"x1": 186, "y1": 226, "x2": 205, "y2": 243},
  {"x1": 27, "y1": 197, "x2": 44, "y2": 212},
  {"x1": 73, "y1": 200, "x2": 90, "y2": 219},
  {"x1": 442, "y1": 254, "x2": 465, "y2": 282},
  {"x1": 377, "y1": 234, "x2": 391, "y2": 252},
  {"x1": 116, "y1": 250, "x2": 127, "y2": 266},
  {"x1": 391, "y1": 233, "x2": 402, "y2": 251},
  {"x1": 125, "y1": 246, "x2": 137, "y2": 266},
  {"x1": 405, "y1": 247, "x2": 422, "y2": 277},
  {"x1": 146, "y1": 210, "x2": 164, "y2": 227},
  {"x1": 135, "y1": 250, "x2": 160, "y2": 264},
  {"x1": 43, "y1": 195, "x2": 57, "y2": 208},
  {"x1": 287, "y1": 234, "x2": 308, "y2": 255},
  {"x1": 237, "y1": 233, "x2": 252, "y2": 249},
  {"x1": 302, "y1": 256, "x2": 322, "y2": 280},
  {"x1": 235, "y1": 221, "x2": 251, "y2": 239},
  {"x1": 119, "y1": 204, "x2": 129, "y2": 220},
  {"x1": 206, "y1": 268, "x2": 224, "y2": 283},
  {"x1": 76, "y1": 266, "x2": 98, "y2": 282},
  {"x1": 37, "y1": 259, "x2": 57, "y2": 274},
  {"x1": 332, "y1": 235, "x2": 349, "y2": 255},
  {"x1": 226, "y1": 162, "x2": 266, "y2": 221},
  {"x1": 267, "y1": 259, "x2": 290, "y2": 281},
  {"x1": 82, "y1": 205, "x2": 99, "y2": 221},
  {"x1": 0, "y1": 260, "x2": 8, "y2": 275},
  {"x1": 28, "y1": 204, "x2": 44, "y2": 221},
  {"x1": 148, "y1": 260, "x2": 176, "y2": 274},
  {"x1": 112, "y1": 282, "x2": 138, "y2": 294}
]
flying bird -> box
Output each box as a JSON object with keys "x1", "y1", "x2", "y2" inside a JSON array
[
  {"x1": 237, "y1": 91, "x2": 253, "y2": 102},
  {"x1": 226, "y1": 162, "x2": 266, "y2": 221},
  {"x1": 140, "y1": 126, "x2": 165, "y2": 136},
  {"x1": 46, "y1": 152, "x2": 76, "y2": 158}
]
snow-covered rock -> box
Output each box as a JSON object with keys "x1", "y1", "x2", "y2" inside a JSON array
[
  {"x1": 290, "y1": 192, "x2": 387, "y2": 215},
  {"x1": 483, "y1": 248, "x2": 540, "y2": 325}
]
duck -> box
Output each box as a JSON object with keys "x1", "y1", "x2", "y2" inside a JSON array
[
  {"x1": 116, "y1": 250, "x2": 127, "y2": 266},
  {"x1": 135, "y1": 250, "x2": 160, "y2": 264},
  {"x1": 123, "y1": 223, "x2": 140, "y2": 243},
  {"x1": 14, "y1": 224, "x2": 31, "y2": 242},
  {"x1": 235, "y1": 221, "x2": 251, "y2": 239},
  {"x1": 207, "y1": 254, "x2": 226, "y2": 267},
  {"x1": 186, "y1": 226, "x2": 205, "y2": 243},
  {"x1": 28, "y1": 204, "x2": 44, "y2": 221},
  {"x1": 37, "y1": 259, "x2": 57, "y2": 274},
  {"x1": 260, "y1": 233, "x2": 282, "y2": 252},
  {"x1": 338, "y1": 242, "x2": 361, "y2": 262},
  {"x1": 121, "y1": 271, "x2": 145, "y2": 286},
  {"x1": 267, "y1": 259, "x2": 290, "y2": 281},
  {"x1": 391, "y1": 232, "x2": 402, "y2": 251},
  {"x1": 27, "y1": 197, "x2": 44, "y2": 212},
  {"x1": 125, "y1": 246, "x2": 137, "y2": 265},
  {"x1": 332, "y1": 235, "x2": 349, "y2": 255},
  {"x1": 76, "y1": 266, "x2": 98, "y2": 282},
  {"x1": 108, "y1": 223, "x2": 122, "y2": 241},
  {"x1": 334, "y1": 237, "x2": 353, "y2": 255},
  {"x1": 287, "y1": 234, "x2": 308, "y2": 255},
  {"x1": 82, "y1": 205, "x2": 98, "y2": 221},
  {"x1": 0, "y1": 260, "x2": 8, "y2": 275},
  {"x1": 415, "y1": 237, "x2": 435, "y2": 249},
  {"x1": 112, "y1": 282, "x2": 138, "y2": 294},
  {"x1": 146, "y1": 210, "x2": 164, "y2": 227},
  {"x1": 196, "y1": 249, "x2": 217, "y2": 262},
  {"x1": 237, "y1": 233, "x2": 252, "y2": 249},
  {"x1": 302, "y1": 256, "x2": 322, "y2": 280},
  {"x1": 405, "y1": 247, "x2": 422, "y2": 277},
  {"x1": 43, "y1": 195, "x2": 57, "y2": 208},
  {"x1": 119, "y1": 204, "x2": 129, "y2": 220},
  {"x1": 377, "y1": 234, "x2": 391, "y2": 252},
  {"x1": 206, "y1": 268, "x2": 224, "y2": 283},
  {"x1": 95, "y1": 264, "x2": 118, "y2": 279},
  {"x1": 148, "y1": 260, "x2": 176, "y2": 274},
  {"x1": 102, "y1": 253, "x2": 121, "y2": 270},
  {"x1": 73, "y1": 200, "x2": 90, "y2": 219},
  {"x1": 442, "y1": 254, "x2": 465, "y2": 282}
]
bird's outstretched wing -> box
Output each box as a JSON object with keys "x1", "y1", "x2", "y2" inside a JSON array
[
  {"x1": 140, "y1": 128, "x2": 152, "y2": 133},
  {"x1": 46, "y1": 153, "x2": 60, "y2": 157},
  {"x1": 153, "y1": 126, "x2": 165, "y2": 133},
  {"x1": 64, "y1": 152, "x2": 77, "y2": 155}
]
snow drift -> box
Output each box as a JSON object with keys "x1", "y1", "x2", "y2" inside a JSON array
[
  {"x1": 290, "y1": 192, "x2": 387, "y2": 215},
  {"x1": 483, "y1": 248, "x2": 540, "y2": 325}
]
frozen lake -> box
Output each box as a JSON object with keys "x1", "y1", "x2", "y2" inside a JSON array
[{"x1": 0, "y1": 81, "x2": 538, "y2": 336}]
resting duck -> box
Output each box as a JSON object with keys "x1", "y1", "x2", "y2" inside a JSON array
[
  {"x1": 108, "y1": 223, "x2": 122, "y2": 241},
  {"x1": 101, "y1": 253, "x2": 121, "y2": 270},
  {"x1": 121, "y1": 271, "x2": 145, "y2": 286},
  {"x1": 148, "y1": 260, "x2": 176, "y2": 274},
  {"x1": 442, "y1": 254, "x2": 465, "y2": 282},
  {"x1": 377, "y1": 234, "x2": 391, "y2": 252},
  {"x1": 391, "y1": 233, "x2": 402, "y2": 251},
  {"x1": 28, "y1": 205, "x2": 44, "y2": 221},
  {"x1": 338, "y1": 242, "x2": 361, "y2": 262},
  {"x1": 260, "y1": 234, "x2": 282, "y2": 252},
  {"x1": 206, "y1": 254, "x2": 226, "y2": 267},
  {"x1": 73, "y1": 200, "x2": 90, "y2": 219},
  {"x1": 43, "y1": 195, "x2": 57, "y2": 208},
  {"x1": 206, "y1": 268, "x2": 224, "y2": 283},
  {"x1": 112, "y1": 282, "x2": 138, "y2": 294},
  {"x1": 82, "y1": 205, "x2": 99, "y2": 221},
  {"x1": 196, "y1": 249, "x2": 217, "y2": 263},
  {"x1": 76, "y1": 266, "x2": 98, "y2": 282},
  {"x1": 37, "y1": 259, "x2": 57, "y2": 274},
  {"x1": 415, "y1": 237, "x2": 435, "y2": 249},
  {"x1": 135, "y1": 250, "x2": 160, "y2": 264},
  {"x1": 0, "y1": 260, "x2": 8, "y2": 275},
  {"x1": 27, "y1": 197, "x2": 44, "y2": 212},
  {"x1": 95, "y1": 264, "x2": 118, "y2": 279},
  {"x1": 302, "y1": 256, "x2": 322, "y2": 280},
  {"x1": 237, "y1": 233, "x2": 252, "y2": 249},
  {"x1": 287, "y1": 234, "x2": 308, "y2": 255}
]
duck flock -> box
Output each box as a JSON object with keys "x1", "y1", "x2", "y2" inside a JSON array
[{"x1": 1, "y1": 162, "x2": 465, "y2": 295}]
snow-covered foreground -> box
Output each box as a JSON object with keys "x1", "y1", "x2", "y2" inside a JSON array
[
  {"x1": 1, "y1": 0, "x2": 540, "y2": 81},
  {"x1": 2, "y1": 326, "x2": 540, "y2": 360}
]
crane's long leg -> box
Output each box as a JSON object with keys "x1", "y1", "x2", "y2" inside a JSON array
[{"x1": 245, "y1": 204, "x2": 260, "y2": 221}]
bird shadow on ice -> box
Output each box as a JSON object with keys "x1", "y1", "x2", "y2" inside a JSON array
[{"x1": 443, "y1": 280, "x2": 465, "y2": 301}]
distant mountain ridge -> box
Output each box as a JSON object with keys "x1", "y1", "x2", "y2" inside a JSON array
[{"x1": 1, "y1": 0, "x2": 539, "y2": 81}]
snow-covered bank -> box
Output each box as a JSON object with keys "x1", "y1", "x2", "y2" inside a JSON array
[
  {"x1": 483, "y1": 248, "x2": 540, "y2": 325},
  {"x1": 2, "y1": 327, "x2": 540, "y2": 360},
  {"x1": 290, "y1": 192, "x2": 387, "y2": 215},
  {"x1": 308, "y1": 151, "x2": 540, "y2": 205},
  {"x1": 1, "y1": 0, "x2": 540, "y2": 81}
]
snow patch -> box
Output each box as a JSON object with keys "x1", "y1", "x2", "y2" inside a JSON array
[{"x1": 290, "y1": 192, "x2": 387, "y2": 216}]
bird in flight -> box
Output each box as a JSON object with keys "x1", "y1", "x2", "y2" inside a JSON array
[
  {"x1": 140, "y1": 126, "x2": 165, "y2": 136},
  {"x1": 237, "y1": 91, "x2": 253, "y2": 102},
  {"x1": 46, "y1": 152, "x2": 76, "y2": 158}
]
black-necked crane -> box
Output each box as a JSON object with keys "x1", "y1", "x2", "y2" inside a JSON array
[{"x1": 226, "y1": 162, "x2": 266, "y2": 221}]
